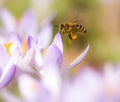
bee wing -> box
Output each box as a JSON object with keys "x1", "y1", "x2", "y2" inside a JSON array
[
  {"x1": 71, "y1": 17, "x2": 82, "y2": 23},
  {"x1": 54, "y1": 24, "x2": 59, "y2": 27}
]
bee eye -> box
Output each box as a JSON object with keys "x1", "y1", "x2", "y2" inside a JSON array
[
  {"x1": 64, "y1": 24, "x2": 69, "y2": 29},
  {"x1": 60, "y1": 24, "x2": 64, "y2": 28}
]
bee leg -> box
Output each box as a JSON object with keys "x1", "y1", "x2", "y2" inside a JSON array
[{"x1": 68, "y1": 34, "x2": 73, "y2": 44}]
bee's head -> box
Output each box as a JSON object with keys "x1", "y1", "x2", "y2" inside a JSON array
[
  {"x1": 59, "y1": 24, "x2": 66, "y2": 34},
  {"x1": 60, "y1": 24, "x2": 64, "y2": 29}
]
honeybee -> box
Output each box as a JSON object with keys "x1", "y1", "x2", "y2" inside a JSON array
[{"x1": 59, "y1": 22, "x2": 86, "y2": 43}]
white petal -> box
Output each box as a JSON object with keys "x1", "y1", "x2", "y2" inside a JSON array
[
  {"x1": 35, "y1": 48, "x2": 43, "y2": 67},
  {"x1": 17, "y1": 57, "x2": 35, "y2": 73},
  {"x1": 18, "y1": 74, "x2": 39, "y2": 101},
  {"x1": 23, "y1": 48, "x2": 35, "y2": 64},
  {"x1": 42, "y1": 67, "x2": 61, "y2": 99},
  {"x1": 52, "y1": 32, "x2": 63, "y2": 53},
  {"x1": 64, "y1": 44, "x2": 90, "y2": 72}
]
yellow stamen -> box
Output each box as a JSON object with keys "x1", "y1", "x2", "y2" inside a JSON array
[
  {"x1": 4, "y1": 42, "x2": 13, "y2": 56},
  {"x1": 42, "y1": 49, "x2": 46, "y2": 57},
  {"x1": 22, "y1": 39, "x2": 28, "y2": 54}
]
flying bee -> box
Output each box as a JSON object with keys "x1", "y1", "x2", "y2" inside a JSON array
[{"x1": 59, "y1": 22, "x2": 86, "y2": 44}]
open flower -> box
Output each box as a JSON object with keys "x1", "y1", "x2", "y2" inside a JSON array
[
  {"x1": 16, "y1": 32, "x2": 90, "y2": 102},
  {"x1": 17, "y1": 21, "x2": 53, "y2": 74},
  {"x1": 17, "y1": 30, "x2": 89, "y2": 75},
  {"x1": 0, "y1": 43, "x2": 19, "y2": 88},
  {"x1": 0, "y1": 8, "x2": 90, "y2": 102},
  {"x1": 1, "y1": 62, "x2": 120, "y2": 102}
]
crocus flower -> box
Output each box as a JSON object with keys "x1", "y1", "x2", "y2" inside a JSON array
[
  {"x1": 0, "y1": 43, "x2": 19, "y2": 88},
  {"x1": 99, "y1": 62, "x2": 120, "y2": 102},
  {"x1": 0, "y1": 22, "x2": 21, "y2": 89},
  {"x1": 17, "y1": 21, "x2": 53, "y2": 74},
  {"x1": 61, "y1": 68, "x2": 102, "y2": 102},
  {"x1": 62, "y1": 63, "x2": 120, "y2": 102},
  {"x1": 0, "y1": 8, "x2": 37, "y2": 36},
  {"x1": 0, "y1": 9, "x2": 54, "y2": 74},
  {"x1": 18, "y1": 63, "x2": 120, "y2": 102},
  {"x1": 0, "y1": 8, "x2": 54, "y2": 44},
  {"x1": 0, "y1": 8, "x2": 91, "y2": 102},
  {"x1": 17, "y1": 28, "x2": 89, "y2": 75},
  {"x1": 16, "y1": 31, "x2": 90, "y2": 102}
]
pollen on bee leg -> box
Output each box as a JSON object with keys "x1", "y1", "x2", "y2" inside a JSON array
[{"x1": 72, "y1": 35, "x2": 77, "y2": 40}]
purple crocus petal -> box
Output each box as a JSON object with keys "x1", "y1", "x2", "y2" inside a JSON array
[
  {"x1": 6, "y1": 32, "x2": 21, "y2": 44},
  {"x1": 62, "y1": 69, "x2": 102, "y2": 102},
  {"x1": 27, "y1": 36, "x2": 37, "y2": 49},
  {"x1": 0, "y1": 45, "x2": 9, "y2": 69},
  {"x1": 18, "y1": 10, "x2": 37, "y2": 36},
  {"x1": 0, "y1": 64, "x2": 16, "y2": 88},
  {"x1": 0, "y1": 69, "x2": 2, "y2": 77},
  {"x1": 64, "y1": 44, "x2": 90, "y2": 72},
  {"x1": 43, "y1": 44, "x2": 62, "y2": 70},
  {"x1": 37, "y1": 23, "x2": 52, "y2": 48},
  {"x1": 42, "y1": 45, "x2": 62, "y2": 99},
  {"x1": 76, "y1": 68, "x2": 102, "y2": 89},
  {"x1": 0, "y1": 32, "x2": 5, "y2": 44},
  {"x1": 5, "y1": 32, "x2": 22, "y2": 52},
  {"x1": 0, "y1": 44, "x2": 19, "y2": 88},
  {"x1": 0, "y1": 9, "x2": 15, "y2": 32},
  {"x1": 52, "y1": 32, "x2": 63, "y2": 53}
]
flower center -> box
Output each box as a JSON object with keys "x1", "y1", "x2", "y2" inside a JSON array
[
  {"x1": 42, "y1": 49, "x2": 46, "y2": 57},
  {"x1": 4, "y1": 42, "x2": 13, "y2": 56},
  {"x1": 22, "y1": 39, "x2": 28, "y2": 54}
]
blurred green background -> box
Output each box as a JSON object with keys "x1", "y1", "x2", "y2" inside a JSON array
[{"x1": 1, "y1": 0, "x2": 120, "y2": 69}]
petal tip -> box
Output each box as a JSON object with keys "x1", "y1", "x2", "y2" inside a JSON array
[{"x1": 64, "y1": 44, "x2": 90, "y2": 72}]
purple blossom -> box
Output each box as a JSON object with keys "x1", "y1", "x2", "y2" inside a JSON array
[
  {"x1": 0, "y1": 44, "x2": 19, "y2": 88},
  {"x1": 16, "y1": 32, "x2": 90, "y2": 102},
  {"x1": 16, "y1": 63, "x2": 120, "y2": 102},
  {"x1": 0, "y1": 9, "x2": 120, "y2": 102},
  {"x1": 17, "y1": 22, "x2": 53, "y2": 74},
  {"x1": 0, "y1": 8, "x2": 37, "y2": 36},
  {"x1": 0, "y1": 9, "x2": 91, "y2": 102}
]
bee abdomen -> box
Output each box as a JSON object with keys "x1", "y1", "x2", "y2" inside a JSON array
[
  {"x1": 79, "y1": 25, "x2": 86, "y2": 33},
  {"x1": 83, "y1": 28, "x2": 86, "y2": 33}
]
